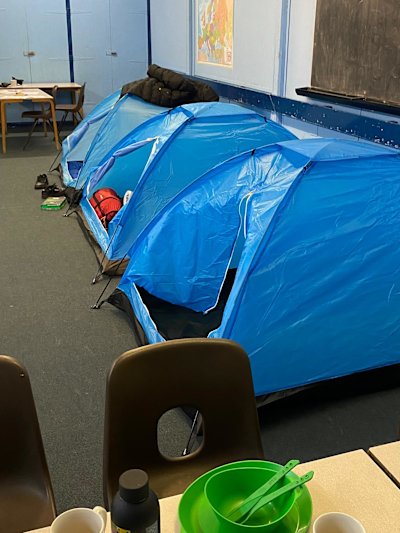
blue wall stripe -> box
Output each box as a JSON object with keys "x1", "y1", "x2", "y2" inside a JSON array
[
  {"x1": 146, "y1": 0, "x2": 152, "y2": 66},
  {"x1": 190, "y1": 77, "x2": 400, "y2": 149},
  {"x1": 65, "y1": 0, "x2": 74, "y2": 82}
]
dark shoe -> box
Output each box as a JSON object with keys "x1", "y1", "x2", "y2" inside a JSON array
[
  {"x1": 41, "y1": 184, "x2": 66, "y2": 199},
  {"x1": 35, "y1": 174, "x2": 49, "y2": 189}
]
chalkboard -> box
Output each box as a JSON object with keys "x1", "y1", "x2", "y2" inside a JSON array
[{"x1": 311, "y1": 0, "x2": 400, "y2": 106}]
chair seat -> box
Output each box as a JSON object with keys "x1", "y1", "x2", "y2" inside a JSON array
[
  {"x1": 55, "y1": 104, "x2": 77, "y2": 111},
  {"x1": 21, "y1": 110, "x2": 48, "y2": 118}
]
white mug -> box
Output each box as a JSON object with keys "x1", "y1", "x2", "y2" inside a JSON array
[
  {"x1": 313, "y1": 512, "x2": 366, "y2": 533},
  {"x1": 51, "y1": 506, "x2": 107, "y2": 533},
  {"x1": 9, "y1": 79, "x2": 17, "y2": 87}
]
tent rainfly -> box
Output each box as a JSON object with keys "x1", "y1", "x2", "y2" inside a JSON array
[
  {"x1": 61, "y1": 92, "x2": 168, "y2": 189},
  {"x1": 79, "y1": 101, "x2": 296, "y2": 273},
  {"x1": 61, "y1": 90, "x2": 119, "y2": 187},
  {"x1": 107, "y1": 138, "x2": 400, "y2": 397}
]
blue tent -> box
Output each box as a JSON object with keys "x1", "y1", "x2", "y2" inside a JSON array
[
  {"x1": 61, "y1": 93, "x2": 168, "y2": 189},
  {"x1": 80, "y1": 102, "x2": 296, "y2": 265},
  {"x1": 61, "y1": 90, "x2": 120, "y2": 187},
  {"x1": 110, "y1": 138, "x2": 400, "y2": 396}
]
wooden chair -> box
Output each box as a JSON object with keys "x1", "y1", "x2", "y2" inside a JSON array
[
  {"x1": 0, "y1": 355, "x2": 56, "y2": 532},
  {"x1": 56, "y1": 82, "x2": 86, "y2": 133},
  {"x1": 21, "y1": 85, "x2": 58, "y2": 150},
  {"x1": 103, "y1": 338, "x2": 264, "y2": 508}
]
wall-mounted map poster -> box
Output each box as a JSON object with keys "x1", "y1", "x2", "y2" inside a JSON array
[{"x1": 197, "y1": 0, "x2": 234, "y2": 67}]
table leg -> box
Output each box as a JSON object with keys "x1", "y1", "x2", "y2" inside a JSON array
[
  {"x1": 1, "y1": 102, "x2": 7, "y2": 154},
  {"x1": 49, "y1": 100, "x2": 60, "y2": 150},
  {"x1": 41, "y1": 104, "x2": 47, "y2": 136}
]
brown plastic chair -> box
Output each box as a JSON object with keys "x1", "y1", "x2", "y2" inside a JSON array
[
  {"x1": 103, "y1": 338, "x2": 264, "y2": 507},
  {"x1": 56, "y1": 82, "x2": 86, "y2": 132},
  {"x1": 21, "y1": 85, "x2": 58, "y2": 150},
  {"x1": 0, "y1": 355, "x2": 56, "y2": 532}
]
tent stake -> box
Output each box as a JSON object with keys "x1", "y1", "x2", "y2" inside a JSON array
[
  {"x1": 48, "y1": 148, "x2": 62, "y2": 172},
  {"x1": 91, "y1": 255, "x2": 127, "y2": 308},
  {"x1": 63, "y1": 208, "x2": 78, "y2": 218},
  {"x1": 91, "y1": 278, "x2": 112, "y2": 309}
]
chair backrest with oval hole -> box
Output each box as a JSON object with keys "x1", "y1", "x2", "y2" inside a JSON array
[{"x1": 103, "y1": 338, "x2": 264, "y2": 507}]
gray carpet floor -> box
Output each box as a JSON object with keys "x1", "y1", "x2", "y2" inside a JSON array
[
  {"x1": 0, "y1": 132, "x2": 191, "y2": 513},
  {"x1": 1, "y1": 130, "x2": 400, "y2": 516}
]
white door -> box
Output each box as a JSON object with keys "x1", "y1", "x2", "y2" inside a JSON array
[
  {"x1": 109, "y1": 0, "x2": 148, "y2": 92},
  {"x1": 0, "y1": 0, "x2": 70, "y2": 122},
  {"x1": 26, "y1": 0, "x2": 70, "y2": 82},
  {"x1": 0, "y1": 2, "x2": 30, "y2": 84},
  {"x1": 70, "y1": 0, "x2": 113, "y2": 114}
]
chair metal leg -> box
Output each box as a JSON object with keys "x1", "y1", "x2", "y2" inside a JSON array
[
  {"x1": 58, "y1": 111, "x2": 69, "y2": 137},
  {"x1": 23, "y1": 119, "x2": 39, "y2": 150}
]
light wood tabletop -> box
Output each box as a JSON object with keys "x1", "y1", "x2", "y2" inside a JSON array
[
  {"x1": 369, "y1": 441, "x2": 400, "y2": 486},
  {"x1": 0, "y1": 88, "x2": 53, "y2": 101},
  {"x1": 26, "y1": 494, "x2": 181, "y2": 533},
  {"x1": 294, "y1": 449, "x2": 400, "y2": 532},
  {"x1": 27, "y1": 450, "x2": 400, "y2": 533},
  {"x1": 0, "y1": 88, "x2": 60, "y2": 153},
  {"x1": 1, "y1": 82, "x2": 81, "y2": 90}
]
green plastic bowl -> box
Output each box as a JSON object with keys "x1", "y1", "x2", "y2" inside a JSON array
[
  {"x1": 202, "y1": 466, "x2": 296, "y2": 532},
  {"x1": 179, "y1": 460, "x2": 312, "y2": 533}
]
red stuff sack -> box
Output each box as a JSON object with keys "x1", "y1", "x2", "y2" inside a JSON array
[{"x1": 89, "y1": 187, "x2": 122, "y2": 229}]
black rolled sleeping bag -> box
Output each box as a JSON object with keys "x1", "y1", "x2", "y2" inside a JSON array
[{"x1": 120, "y1": 64, "x2": 219, "y2": 107}]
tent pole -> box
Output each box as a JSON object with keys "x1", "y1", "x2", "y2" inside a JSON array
[
  {"x1": 182, "y1": 410, "x2": 202, "y2": 456},
  {"x1": 92, "y1": 224, "x2": 120, "y2": 284}
]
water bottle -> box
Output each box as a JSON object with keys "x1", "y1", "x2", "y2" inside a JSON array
[{"x1": 111, "y1": 469, "x2": 160, "y2": 533}]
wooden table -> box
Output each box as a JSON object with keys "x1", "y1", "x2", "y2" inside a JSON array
[
  {"x1": 27, "y1": 495, "x2": 181, "y2": 533},
  {"x1": 15, "y1": 83, "x2": 81, "y2": 91},
  {"x1": 369, "y1": 441, "x2": 400, "y2": 486},
  {"x1": 0, "y1": 88, "x2": 60, "y2": 153},
  {"x1": 17, "y1": 83, "x2": 83, "y2": 124},
  {"x1": 294, "y1": 449, "x2": 400, "y2": 532},
  {"x1": 27, "y1": 450, "x2": 400, "y2": 533}
]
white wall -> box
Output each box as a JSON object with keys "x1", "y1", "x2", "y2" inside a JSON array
[
  {"x1": 285, "y1": 0, "x2": 317, "y2": 100},
  {"x1": 194, "y1": 0, "x2": 282, "y2": 93},
  {"x1": 150, "y1": 0, "x2": 190, "y2": 73},
  {"x1": 150, "y1": 0, "x2": 312, "y2": 94}
]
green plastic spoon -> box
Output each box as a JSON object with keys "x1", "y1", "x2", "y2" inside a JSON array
[
  {"x1": 239, "y1": 471, "x2": 314, "y2": 525},
  {"x1": 226, "y1": 459, "x2": 300, "y2": 522}
]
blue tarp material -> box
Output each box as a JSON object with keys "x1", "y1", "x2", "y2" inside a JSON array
[
  {"x1": 61, "y1": 93, "x2": 168, "y2": 188},
  {"x1": 80, "y1": 102, "x2": 296, "y2": 261},
  {"x1": 61, "y1": 91, "x2": 120, "y2": 187},
  {"x1": 116, "y1": 138, "x2": 400, "y2": 396}
]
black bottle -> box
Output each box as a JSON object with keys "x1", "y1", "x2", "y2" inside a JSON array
[{"x1": 111, "y1": 469, "x2": 160, "y2": 533}]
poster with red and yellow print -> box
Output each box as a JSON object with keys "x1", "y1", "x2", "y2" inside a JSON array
[{"x1": 197, "y1": 0, "x2": 234, "y2": 67}]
